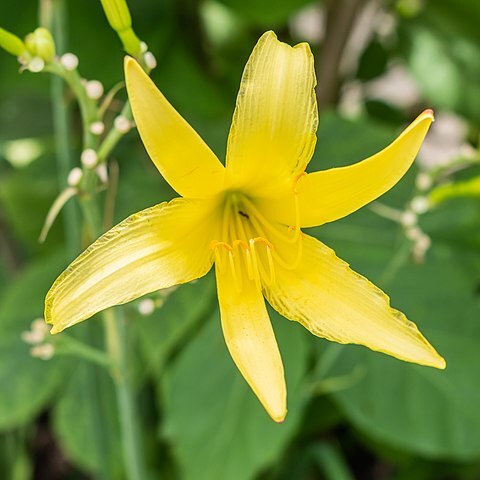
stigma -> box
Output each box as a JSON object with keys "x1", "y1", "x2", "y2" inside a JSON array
[{"x1": 210, "y1": 191, "x2": 302, "y2": 291}]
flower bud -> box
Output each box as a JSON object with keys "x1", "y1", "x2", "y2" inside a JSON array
[
  {"x1": 114, "y1": 115, "x2": 131, "y2": 133},
  {"x1": 25, "y1": 27, "x2": 55, "y2": 63},
  {"x1": 100, "y1": 0, "x2": 132, "y2": 31},
  {"x1": 60, "y1": 52, "x2": 79, "y2": 71},
  {"x1": 144, "y1": 51, "x2": 157, "y2": 70},
  {"x1": 67, "y1": 167, "x2": 83, "y2": 187},
  {"x1": 400, "y1": 210, "x2": 417, "y2": 228},
  {"x1": 138, "y1": 298, "x2": 155, "y2": 316},
  {"x1": 415, "y1": 172, "x2": 432, "y2": 191},
  {"x1": 90, "y1": 121, "x2": 105, "y2": 135},
  {"x1": 85, "y1": 80, "x2": 104, "y2": 100},
  {"x1": 410, "y1": 196, "x2": 429, "y2": 215},
  {"x1": 27, "y1": 57, "x2": 45, "y2": 73},
  {"x1": 31, "y1": 343, "x2": 55, "y2": 360},
  {"x1": 0, "y1": 27, "x2": 27, "y2": 57},
  {"x1": 81, "y1": 149, "x2": 98, "y2": 169},
  {"x1": 100, "y1": 0, "x2": 142, "y2": 56}
]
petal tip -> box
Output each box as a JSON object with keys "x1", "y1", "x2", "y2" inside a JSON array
[
  {"x1": 49, "y1": 324, "x2": 63, "y2": 335},
  {"x1": 124, "y1": 55, "x2": 140, "y2": 76},
  {"x1": 271, "y1": 409, "x2": 287, "y2": 423},
  {"x1": 434, "y1": 355, "x2": 446, "y2": 370},
  {"x1": 420, "y1": 108, "x2": 435, "y2": 122}
]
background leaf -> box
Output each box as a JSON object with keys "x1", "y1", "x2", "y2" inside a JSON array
[
  {"x1": 162, "y1": 307, "x2": 310, "y2": 480},
  {"x1": 0, "y1": 253, "x2": 70, "y2": 430}
]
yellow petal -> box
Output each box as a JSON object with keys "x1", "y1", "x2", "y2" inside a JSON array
[
  {"x1": 125, "y1": 57, "x2": 225, "y2": 198},
  {"x1": 215, "y1": 265, "x2": 286, "y2": 422},
  {"x1": 45, "y1": 198, "x2": 220, "y2": 333},
  {"x1": 258, "y1": 110, "x2": 434, "y2": 227},
  {"x1": 225, "y1": 31, "x2": 317, "y2": 195},
  {"x1": 264, "y1": 234, "x2": 445, "y2": 369}
]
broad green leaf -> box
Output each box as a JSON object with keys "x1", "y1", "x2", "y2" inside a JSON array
[
  {"x1": 135, "y1": 274, "x2": 216, "y2": 374},
  {"x1": 162, "y1": 308, "x2": 310, "y2": 480},
  {"x1": 0, "y1": 254, "x2": 70, "y2": 429},
  {"x1": 53, "y1": 357, "x2": 123, "y2": 478}
]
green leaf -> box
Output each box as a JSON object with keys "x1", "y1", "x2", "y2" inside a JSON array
[
  {"x1": 316, "y1": 241, "x2": 480, "y2": 460},
  {"x1": 53, "y1": 357, "x2": 123, "y2": 478},
  {"x1": 135, "y1": 273, "x2": 216, "y2": 374},
  {"x1": 0, "y1": 253, "x2": 70, "y2": 429},
  {"x1": 400, "y1": 12, "x2": 480, "y2": 122},
  {"x1": 161, "y1": 307, "x2": 310, "y2": 480}
]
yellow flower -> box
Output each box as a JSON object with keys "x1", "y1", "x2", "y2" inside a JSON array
[{"x1": 45, "y1": 31, "x2": 445, "y2": 422}]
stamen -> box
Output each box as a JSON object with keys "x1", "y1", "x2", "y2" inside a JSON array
[
  {"x1": 242, "y1": 196, "x2": 299, "y2": 245},
  {"x1": 212, "y1": 188, "x2": 305, "y2": 288},
  {"x1": 210, "y1": 241, "x2": 231, "y2": 274},
  {"x1": 228, "y1": 250, "x2": 243, "y2": 292},
  {"x1": 248, "y1": 239, "x2": 262, "y2": 290}
]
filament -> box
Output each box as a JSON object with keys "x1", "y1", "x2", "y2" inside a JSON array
[{"x1": 211, "y1": 188, "x2": 305, "y2": 289}]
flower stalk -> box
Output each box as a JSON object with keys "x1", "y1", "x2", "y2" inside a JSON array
[{"x1": 39, "y1": 2, "x2": 148, "y2": 478}]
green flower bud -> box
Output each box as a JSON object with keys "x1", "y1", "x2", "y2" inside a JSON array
[
  {"x1": 100, "y1": 0, "x2": 132, "y2": 32},
  {"x1": 0, "y1": 27, "x2": 27, "y2": 57},
  {"x1": 100, "y1": 0, "x2": 142, "y2": 57},
  {"x1": 25, "y1": 27, "x2": 56, "y2": 63}
]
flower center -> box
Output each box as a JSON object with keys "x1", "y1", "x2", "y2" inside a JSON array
[{"x1": 210, "y1": 191, "x2": 302, "y2": 291}]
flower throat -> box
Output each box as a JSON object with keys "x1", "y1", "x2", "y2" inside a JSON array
[{"x1": 210, "y1": 191, "x2": 302, "y2": 291}]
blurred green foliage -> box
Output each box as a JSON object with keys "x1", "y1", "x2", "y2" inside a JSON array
[{"x1": 0, "y1": 0, "x2": 479, "y2": 479}]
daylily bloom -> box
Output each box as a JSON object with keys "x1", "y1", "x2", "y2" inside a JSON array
[{"x1": 45, "y1": 31, "x2": 445, "y2": 422}]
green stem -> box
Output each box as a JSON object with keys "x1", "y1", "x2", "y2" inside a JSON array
[
  {"x1": 45, "y1": 2, "x2": 111, "y2": 479},
  {"x1": 53, "y1": 67, "x2": 147, "y2": 480},
  {"x1": 79, "y1": 198, "x2": 146, "y2": 480},
  {"x1": 45, "y1": 7, "x2": 80, "y2": 256},
  {"x1": 54, "y1": 334, "x2": 114, "y2": 369},
  {"x1": 45, "y1": 2, "x2": 147, "y2": 478},
  {"x1": 103, "y1": 309, "x2": 146, "y2": 480},
  {"x1": 311, "y1": 442, "x2": 354, "y2": 480},
  {"x1": 98, "y1": 102, "x2": 132, "y2": 163}
]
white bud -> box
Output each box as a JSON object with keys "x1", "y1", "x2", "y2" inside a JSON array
[
  {"x1": 416, "y1": 233, "x2": 431, "y2": 251},
  {"x1": 413, "y1": 233, "x2": 431, "y2": 262},
  {"x1": 405, "y1": 226, "x2": 422, "y2": 241},
  {"x1": 90, "y1": 121, "x2": 105, "y2": 135},
  {"x1": 85, "y1": 80, "x2": 104, "y2": 100},
  {"x1": 138, "y1": 298, "x2": 155, "y2": 316},
  {"x1": 410, "y1": 196, "x2": 429, "y2": 214},
  {"x1": 114, "y1": 115, "x2": 132, "y2": 134},
  {"x1": 67, "y1": 167, "x2": 83, "y2": 187},
  {"x1": 81, "y1": 149, "x2": 98, "y2": 169},
  {"x1": 60, "y1": 52, "x2": 79, "y2": 71},
  {"x1": 144, "y1": 51, "x2": 157, "y2": 70},
  {"x1": 140, "y1": 41, "x2": 148, "y2": 53},
  {"x1": 400, "y1": 210, "x2": 417, "y2": 228},
  {"x1": 28, "y1": 57, "x2": 45, "y2": 72},
  {"x1": 31, "y1": 343, "x2": 55, "y2": 360},
  {"x1": 32, "y1": 318, "x2": 50, "y2": 335},
  {"x1": 96, "y1": 163, "x2": 108, "y2": 184},
  {"x1": 21, "y1": 330, "x2": 43, "y2": 345},
  {"x1": 415, "y1": 173, "x2": 432, "y2": 191}
]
